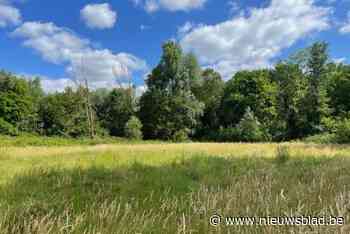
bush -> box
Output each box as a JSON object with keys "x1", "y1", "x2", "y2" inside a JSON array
[
  {"x1": 172, "y1": 129, "x2": 190, "y2": 142},
  {"x1": 335, "y1": 118, "x2": 350, "y2": 144},
  {"x1": 0, "y1": 118, "x2": 18, "y2": 136},
  {"x1": 305, "y1": 118, "x2": 350, "y2": 144},
  {"x1": 216, "y1": 127, "x2": 240, "y2": 142},
  {"x1": 236, "y1": 107, "x2": 266, "y2": 142},
  {"x1": 304, "y1": 133, "x2": 337, "y2": 144},
  {"x1": 202, "y1": 108, "x2": 270, "y2": 143},
  {"x1": 276, "y1": 145, "x2": 290, "y2": 164},
  {"x1": 321, "y1": 117, "x2": 339, "y2": 133},
  {"x1": 124, "y1": 116, "x2": 143, "y2": 140}
]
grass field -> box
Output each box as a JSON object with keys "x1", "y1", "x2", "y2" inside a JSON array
[{"x1": 1, "y1": 141, "x2": 350, "y2": 233}]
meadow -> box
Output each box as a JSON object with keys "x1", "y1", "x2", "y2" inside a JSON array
[{"x1": 0, "y1": 139, "x2": 350, "y2": 233}]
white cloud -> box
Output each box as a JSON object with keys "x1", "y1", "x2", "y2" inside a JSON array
[
  {"x1": 12, "y1": 21, "x2": 148, "y2": 88},
  {"x1": 24, "y1": 73, "x2": 148, "y2": 94},
  {"x1": 22, "y1": 74, "x2": 74, "y2": 93},
  {"x1": 134, "y1": 0, "x2": 207, "y2": 13},
  {"x1": 80, "y1": 3, "x2": 117, "y2": 29},
  {"x1": 228, "y1": 0, "x2": 240, "y2": 14},
  {"x1": 135, "y1": 85, "x2": 147, "y2": 97},
  {"x1": 13, "y1": 22, "x2": 90, "y2": 64},
  {"x1": 340, "y1": 24, "x2": 350, "y2": 34},
  {"x1": 145, "y1": 0, "x2": 159, "y2": 13},
  {"x1": 333, "y1": 57, "x2": 346, "y2": 64},
  {"x1": 0, "y1": 1, "x2": 21, "y2": 28},
  {"x1": 339, "y1": 12, "x2": 350, "y2": 34},
  {"x1": 178, "y1": 22, "x2": 195, "y2": 35},
  {"x1": 41, "y1": 78, "x2": 75, "y2": 93},
  {"x1": 180, "y1": 0, "x2": 330, "y2": 79},
  {"x1": 41, "y1": 78, "x2": 147, "y2": 94}
]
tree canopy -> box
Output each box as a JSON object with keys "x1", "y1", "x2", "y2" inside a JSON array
[{"x1": 1, "y1": 41, "x2": 350, "y2": 143}]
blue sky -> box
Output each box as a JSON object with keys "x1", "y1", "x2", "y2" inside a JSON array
[{"x1": 0, "y1": 0, "x2": 350, "y2": 92}]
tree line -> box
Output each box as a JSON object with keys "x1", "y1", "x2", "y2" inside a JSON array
[{"x1": 1, "y1": 41, "x2": 350, "y2": 143}]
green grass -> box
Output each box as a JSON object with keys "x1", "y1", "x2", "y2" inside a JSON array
[
  {"x1": 0, "y1": 135, "x2": 161, "y2": 147},
  {"x1": 0, "y1": 141, "x2": 350, "y2": 233}
]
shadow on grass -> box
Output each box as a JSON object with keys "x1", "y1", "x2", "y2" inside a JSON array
[
  {"x1": 1, "y1": 154, "x2": 350, "y2": 233},
  {"x1": 0, "y1": 155, "x2": 345, "y2": 211}
]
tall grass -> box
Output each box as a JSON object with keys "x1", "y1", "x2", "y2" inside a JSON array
[
  {"x1": 0, "y1": 142, "x2": 350, "y2": 233},
  {"x1": 0, "y1": 135, "x2": 162, "y2": 147}
]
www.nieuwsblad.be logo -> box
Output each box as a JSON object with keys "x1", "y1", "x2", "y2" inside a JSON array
[{"x1": 210, "y1": 214, "x2": 345, "y2": 227}]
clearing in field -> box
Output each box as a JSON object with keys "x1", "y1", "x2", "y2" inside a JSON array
[{"x1": 0, "y1": 142, "x2": 350, "y2": 233}]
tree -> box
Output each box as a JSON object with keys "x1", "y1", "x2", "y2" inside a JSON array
[
  {"x1": 0, "y1": 71, "x2": 34, "y2": 134},
  {"x1": 146, "y1": 42, "x2": 183, "y2": 92},
  {"x1": 220, "y1": 70, "x2": 277, "y2": 130},
  {"x1": 236, "y1": 107, "x2": 265, "y2": 142},
  {"x1": 99, "y1": 88, "x2": 135, "y2": 137},
  {"x1": 139, "y1": 41, "x2": 203, "y2": 140},
  {"x1": 27, "y1": 77, "x2": 44, "y2": 133},
  {"x1": 125, "y1": 116, "x2": 143, "y2": 140},
  {"x1": 327, "y1": 64, "x2": 350, "y2": 116},
  {"x1": 195, "y1": 68, "x2": 225, "y2": 137},
  {"x1": 72, "y1": 57, "x2": 97, "y2": 139},
  {"x1": 0, "y1": 117, "x2": 17, "y2": 135},
  {"x1": 302, "y1": 42, "x2": 330, "y2": 134},
  {"x1": 274, "y1": 63, "x2": 306, "y2": 140},
  {"x1": 182, "y1": 52, "x2": 202, "y2": 96},
  {"x1": 39, "y1": 87, "x2": 89, "y2": 137}
]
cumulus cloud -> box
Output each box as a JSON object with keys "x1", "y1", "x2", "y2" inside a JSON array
[
  {"x1": 340, "y1": 24, "x2": 350, "y2": 34},
  {"x1": 339, "y1": 12, "x2": 350, "y2": 34},
  {"x1": 180, "y1": 0, "x2": 331, "y2": 79},
  {"x1": 228, "y1": 0, "x2": 241, "y2": 14},
  {"x1": 133, "y1": 0, "x2": 207, "y2": 13},
  {"x1": 333, "y1": 57, "x2": 346, "y2": 64},
  {"x1": 12, "y1": 21, "x2": 147, "y2": 88},
  {"x1": 41, "y1": 78, "x2": 75, "y2": 93},
  {"x1": 177, "y1": 22, "x2": 195, "y2": 36},
  {"x1": 26, "y1": 75, "x2": 148, "y2": 94},
  {"x1": 40, "y1": 78, "x2": 148, "y2": 93},
  {"x1": 0, "y1": 0, "x2": 21, "y2": 28},
  {"x1": 80, "y1": 3, "x2": 117, "y2": 29},
  {"x1": 135, "y1": 85, "x2": 147, "y2": 97},
  {"x1": 13, "y1": 22, "x2": 90, "y2": 64}
]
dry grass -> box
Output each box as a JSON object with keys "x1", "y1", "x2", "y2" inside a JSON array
[{"x1": 1, "y1": 142, "x2": 350, "y2": 233}]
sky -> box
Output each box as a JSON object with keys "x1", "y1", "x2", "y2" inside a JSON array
[{"x1": 0, "y1": 0, "x2": 350, "y2": 93}]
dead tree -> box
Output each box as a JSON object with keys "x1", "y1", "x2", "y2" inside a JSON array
[{"x1": 73, "y1": 57, "x2": 96, "y2": 139}]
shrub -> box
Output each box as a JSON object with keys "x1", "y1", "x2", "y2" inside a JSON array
[
  {"x1": 172, "y1": 129, "x2": 190, "y2": 142},
  {"x1": 321, "y1": 117, "x2": 339, "y2": 133},
  {"x1": 217, "y1": 127, "x2": 240, "y2": 142},
  {"x1": 335, "y1": 118, "x2": 350, "y2": 144},
  {"x1": 304, "y1": 133, "x2": 337, "y2": 144},
  {"x1": 125, "y1": 116, "x2": 143, "y2": 140},
  {"x1": 0, "y1": 118, "x2": 18, "y2": 136},
  {"x1": 236, "y1": 107, "x2": 265, "y2": 142},
  {"x1": 276, "y1": 145, "x2": 290, "y2": 164}
]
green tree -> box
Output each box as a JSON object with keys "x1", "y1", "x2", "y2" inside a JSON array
[
  {"x1": 125, "y1": 116, "x2": 143, "y2": 140},
  {"x1": 0, "y1": 71, "x2": 34, "y2": 134},
  {"x1": 39, "y1": 87, "x2": 89, "y2": 137},
  {"x1": 26, "y1": 77, "x2": 44, "y2": 133},
  {"x1": 99, "y1": 88, "x2": 135, "y2": 137},
  {"x1": 302, "y1": 42, "x2": 330, "y2": 134},
  {"x1": 195, "y1": 68, "x2": 225, "y2": 137},
  {"x1": 236, "y1": 107, "x2": 265, "y2": 142},
  {"x1": 139, "y1": 41, "x2": 203, "y2": 140},
  {"x1": 220, "y1": 70, "x2": 277, "y2": 130},
  {"x1": 182, "y1": 52, "x2": 202, "y2": 96},
  {"x1": 274, "y1": 63, "x2": 306, "y2": 139},
  {"x1": 327, "y1": 64, "x2": 350, "y2": 116}
]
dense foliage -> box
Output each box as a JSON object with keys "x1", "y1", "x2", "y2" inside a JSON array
[{"x1": 1, "y1": 41, "x2": 350, "y2": 142}]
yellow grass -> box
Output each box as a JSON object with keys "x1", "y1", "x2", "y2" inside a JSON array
[{"x1": 1, "y1": 142, "x2": 350, "y2": 233}]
